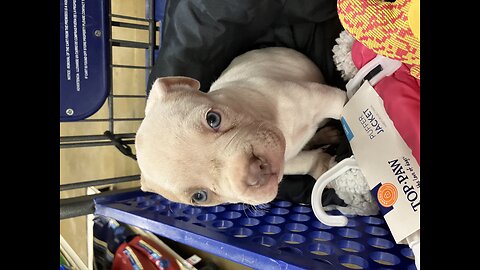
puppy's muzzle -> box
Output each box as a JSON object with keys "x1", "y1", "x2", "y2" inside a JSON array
[{"x1": 245, "y1": 156, "x2": 276, "y2": 187}]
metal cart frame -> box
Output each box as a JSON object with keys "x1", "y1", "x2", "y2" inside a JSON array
[{"x1": 60, "y1": 0, "x2": 163, "y2": 220}]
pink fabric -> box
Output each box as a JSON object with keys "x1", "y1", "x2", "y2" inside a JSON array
[{"x1": 351, "y1": 41, "x2": 420, "y2": 164}]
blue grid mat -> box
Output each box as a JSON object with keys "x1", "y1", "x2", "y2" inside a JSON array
[{"x1": 94, "y1": 190, "x2": 416, "y2": 270}]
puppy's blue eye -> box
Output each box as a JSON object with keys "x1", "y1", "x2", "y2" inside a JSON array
[
  {"x1": 206, "y1": 111, "x2": 221, "y2": 129},
  {"x1": 192, "y1": 190, "x2": 208, "y2": 203}
]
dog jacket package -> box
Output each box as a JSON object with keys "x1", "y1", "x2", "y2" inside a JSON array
[{"x1": 340, "y1": 81, "x2": 420, "y2": 244}]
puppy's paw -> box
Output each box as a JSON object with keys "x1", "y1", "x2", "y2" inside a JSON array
[
  {"x1": 306, "y1": 126, "x2": 343, "y2": 149},
  {"x1": 309, "y1": 150, "x2": 336, "y2": 180}
]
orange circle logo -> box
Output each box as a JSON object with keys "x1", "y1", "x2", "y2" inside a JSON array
[{"x1": 377, "y1": 183, "x2": 398, "y2": 208}]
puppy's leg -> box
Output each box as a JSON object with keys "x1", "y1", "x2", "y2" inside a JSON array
[
  {"x1": 284, "y1": 149, "x2": 335, "y2": 179},
  {"x1": 305, "y1": 83, "x2": 347, "y2": 120}
]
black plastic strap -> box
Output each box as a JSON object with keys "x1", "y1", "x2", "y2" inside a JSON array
[
  {"x1": 104, "y1": 131, "x2": 137, "y2": 160},
  {"x1": 364, "y1": 64, "x2": 383, "y2": 82}
]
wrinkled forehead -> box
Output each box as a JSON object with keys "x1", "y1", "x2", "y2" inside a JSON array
[
  {"x1": 156, "y1": 90, "x2": 212, "y2": 116},
  {"x1": 136, "y1": 127, "x2": 196, "y2": 181},
  {"x1": 135, "y1": 103, "x2": 211, "y2": 201},
  {"x1": 136, "y1": 94, "x2": 209, "y2": 145}
]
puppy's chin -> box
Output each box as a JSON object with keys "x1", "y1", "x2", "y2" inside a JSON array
[{"x1": 240, "y1": 171, "x2": 282, "y2": 205}]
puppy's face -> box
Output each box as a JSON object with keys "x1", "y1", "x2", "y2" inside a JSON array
[{"x1": 136, "y1": 77, "x2": 286, "y2": 206}]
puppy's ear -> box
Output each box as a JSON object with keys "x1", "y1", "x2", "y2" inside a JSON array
[{"x1": 145, "y1": 76, "x2": 201, "y2": 115}]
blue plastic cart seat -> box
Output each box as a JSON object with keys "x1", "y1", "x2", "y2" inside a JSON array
[
  {"x1": 60, "y1": 0, "x2": 110, "y2": 121},
  {"x1": 94, "y1": 190, "x2": 417, "y2": 270}
]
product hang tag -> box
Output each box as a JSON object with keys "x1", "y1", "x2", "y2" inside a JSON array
[{"x1": 341, "y1": 81, "x2": 420, "y2": 243}]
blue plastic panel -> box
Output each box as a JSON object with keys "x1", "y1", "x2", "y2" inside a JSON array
[
  {"x1": 60, "y1": 0, "x2": 110, "y2": 121},
  {"x1": 94, "y1": 190, "x2": 416, "y2": 270}
]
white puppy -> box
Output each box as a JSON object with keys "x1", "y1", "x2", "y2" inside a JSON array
[{"x1": 135, "y1": 47, "x2": 347, "y2": 206}]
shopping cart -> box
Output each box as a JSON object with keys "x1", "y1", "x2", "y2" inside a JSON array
[{"x1": 60, "y1": 1, "x2": 417, "y2": 269}]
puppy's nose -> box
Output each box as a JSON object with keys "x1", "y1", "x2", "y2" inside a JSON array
[{"x1": 246, "y1": 158, "x2": 271, "y2": 186}]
